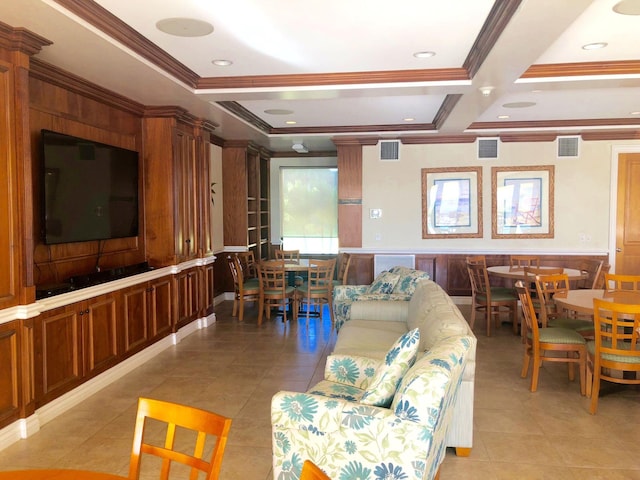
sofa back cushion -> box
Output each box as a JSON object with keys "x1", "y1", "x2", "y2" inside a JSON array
[
  {"x1": 367, "y1": 270, "x2": 401, "y2": 294},
  {"x1": 407, "y1": 279, "x2": 471, "y2": 351},
  {"x1": 360, "y1": 328, "x2": 420, "y2": 407},
  {"x1": 388, "y1": 266, "x2": 431, "y2": 295}
]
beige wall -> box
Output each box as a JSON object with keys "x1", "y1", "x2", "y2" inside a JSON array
[
  {"x1": 361, "y1": 139, "x2": 640, "y2": 254},
  {"x1": 210, "y1": 144, "x2": 224, "y2": 252}
]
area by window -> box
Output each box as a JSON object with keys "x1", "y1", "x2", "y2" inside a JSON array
[{"x1": 280, "y1": 167, "x2": 338, "y2": 254}]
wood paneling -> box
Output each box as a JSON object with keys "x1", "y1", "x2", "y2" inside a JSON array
[{"x1": 0, "y1": 322, "x2": 20, "y2": 425}]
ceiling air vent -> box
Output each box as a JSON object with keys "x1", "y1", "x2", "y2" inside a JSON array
[
  {"x1": 379, "y1": 140, "x2": 400, "y2": 161},
  {"x1": 558, "y1": 136, "x2": 579, "y2": 158},
  {"x1": 478, "y1": 138, "x2": 498, "y2": 159}
]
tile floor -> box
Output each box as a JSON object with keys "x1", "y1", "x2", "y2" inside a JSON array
[{"x1": 0, "y1": 301, "x2": 639, "y2": 480}]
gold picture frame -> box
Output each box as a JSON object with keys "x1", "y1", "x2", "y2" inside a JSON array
[
  {"x1": 491, "y1": 165, "x2": 554, "y2": 239},
  {"x1": 422, "y1": 166, "x2": 482, "y2": 239}
]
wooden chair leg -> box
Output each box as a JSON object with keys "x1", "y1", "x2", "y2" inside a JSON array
[
  {"x1": 589, "y1": 369, "x2": 601, "y2": 414},
  {"x1": 578, "y1": 349, "x2": 586, "y2": 396},
  {"x1": 257, "y1": 297, "x2": 264, "y2": 326},
  {"x1": 521, "y1": 350, "x2": 530, "y2": 379},
  {"x1": 530, "y1": 353, "x2": 541, "y2": 392},
  {"x1": 238, "y1": 297, "x2": 245, "y2": 322}
]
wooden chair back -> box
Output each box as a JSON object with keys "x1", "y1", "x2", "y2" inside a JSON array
[
  {"x1": 593, "y1": 263, "x2": 610, "y2": 289},
  {"x1": 510, "y1": 255, "x2": 540, "y2": 269},
  {"x1": 589, "y1": 299, "x2": 640, "y2": 413},
  {"x1": 300, "y1": 259, "x2": 335, "y2": 321},
  {"x1": 300, "y1": 460, "x2": 330, "y2": 480},
  {"x1": 335, "y1": 252, "x2": 352, "y2": 285},
  {"x1": 257, "y1": 260, "x2": 296, "y2": 324},
  {"x1": 604, "y1": 273, "x2": 640, "y2": 293},
  {"x1": 127, "y1": 397, "x2": 231, "y2": 480},
  {"x1": 465, "y1": 255, "x2": 486, "y2": 266},
  {"x1": 275, "y1": 249, "x2": 300, "y2": 263},
  {"x1": 514, "y1": 281, "x2": 539, "y2": 342},
  {"x1": 466, "y1": 260, "x2": 490, "y2": 297},
  {"x1": 236, "y1": 251, "x2": 257, "y2": 279},
  {"x1": 533, "y1": 273, "x2": 570, "y2": 327}
]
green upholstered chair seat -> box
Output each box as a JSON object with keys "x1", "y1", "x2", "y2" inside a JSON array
[
  {"x1": 243, "y1": 278, "x2": 260, "y2": 290},
  {"x1": 531, "y1": 327, "x2": 586, "y2": 345},
  {"x1": 548, "y1": 316, "x2": 594, "y2": 332},
  {"x1": 478, "y1": 289, "x2": 517, "y2": 302},
  {"x1": 263, "y1": 286, "x2": 296, "y2": 295},
  {"x1": 587, "y1": 340, "x2": 640, "y2": 363}
]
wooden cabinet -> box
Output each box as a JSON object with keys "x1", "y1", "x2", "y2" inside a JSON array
[
  {"x1": 200, "y1": 262, "x2": 215, "y2": 319},
  {"x1": 143, "y1": 110, "x2": 213, "y2": 267},
  {"x1": 35, "y1": 293, "x2": 118, "y2": 406},
  {"x1": 120, "y1": 276, "x2": 174, "y2": 357},
  {"x1": 176, "y1": 267, "x2": 200, "y2": 329},
  {"x1": 0, "y1": 321, "x2": 22, "y2": 426},
  {"x1": 222, "y1": 142, "x2": 270, "y2": 260}
]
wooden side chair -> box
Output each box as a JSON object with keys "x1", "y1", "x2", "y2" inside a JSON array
[
  {"x1": 298, "y1": 258, "x2": 335, "y2": 322},
  {"x1": 275, "y1": 249, "x2": 303, "y2": 286},
  {"x1": 127, "y1": 397, "x2": 232, "y2": 480},
  {"x1": 515, "y1": 282, "x2": 586, "y2": 394},
  {"x1": 466, "y1": 258, "x2": 518, "y2": 336},
  {"x1": 523, "y1": 266, "x2": 564, "y2": 319},
  {"x1": 333, "y1": 252, "x2": 352, "y2": 287},
  {"x1": 236, "y1": 250, "x2": 258, "y2": 280},
  {"x1": 587, "y1": 298, "x2": 640, "y2": 414},
  {"x1": 576, "y1": 259, "x2": 604, "y2": 289},
  {"x1": 534, "y1": 273, "x2": 594, "y2": 337},
  {"x1": 604, "y1": 272, "x2": 640, "y2": 293},
  {"x1": 510, "y1": 255, "x2": 540, "y2": 269},
  {"x1": 227, "y1": 254, "x2": 260, "y2": 322},
  {"x1": 300, "y1": 460, "x2": 330, "y2": 480},
  {"x1": 258, "y1": 259, "x2": 297, "y2": 325}
]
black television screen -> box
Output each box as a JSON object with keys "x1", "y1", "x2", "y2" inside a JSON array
[{"x1": 41, "y1": 129, "x2": 140, "y2": 245}]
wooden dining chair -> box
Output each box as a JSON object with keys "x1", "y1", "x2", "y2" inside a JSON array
[
  {"x1": 523, "y1": 266, "x2": 564, "y2": 320},
  {"x1": 603, "y1": 272, "x2": 640, "y2": 293},
  {"x1": 534, "y1": 273, "x2": 594, "y2": 337},
  {"x1": 586, "y1": 298, "x2": 640, "y2": 414},
  {"x1": 515, "y1": 282, "x2": 586, "y2": 394},
  {"x1": 333, "y1": 252, "x2": 352, "y2": 287},
  {"x1": 257, "y1": 259, "x2": 297, "y2": 325},
  {"x1": 275, "y1": 249, "x2": 304, "y2": 286},
  {"x1": 300, "y1": 460, "x2": 331, "y2": 480},
  {"x1": 510, "y1": 255, "x2": 540, "y2": 269},
  {"x1": 298, "y1": 258, "x2": 335, "y2": 322},
  {"x1": 127, "y1": 397, "x2": 232, "y2": 480},
  {"x1": 236, "y1": 250, "x2": 258, "y2": 280},
  {"x1": 466, "y1": 258, "x2": 518, "y2": 336},
  {"x1": 227, "y1": 255, "x2": 260, "y2": 322}
]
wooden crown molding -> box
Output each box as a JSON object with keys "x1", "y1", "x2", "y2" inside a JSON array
[
  {"x1": 0, "y1": 21, "x2": 52, "y2": 56},
  {"x1": 522, "y1": 60, "x2": 640, "y2": 79}
]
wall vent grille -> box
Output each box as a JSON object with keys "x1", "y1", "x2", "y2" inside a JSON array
[
  {"x1": 374, "y1": 254, "x2": 415, "y2": 277},
  {"x1": 478, "y1": 138, "x2": 499, "y2": 159},
  {"x1": 379, "y1": 140, "x2": 400, "y2": 161},
  {"x1": 558, "y1": 136, "x2": 579, "y2": 157}
]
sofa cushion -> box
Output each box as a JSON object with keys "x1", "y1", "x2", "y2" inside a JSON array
[
  {"x1": 361, "y1": 328, "x2": 420, "y2": 407},
  {"x1": 388, "y1": 266, "x2": 431, "y2": 295},
  {"x1": 367, "y1": 270, "x2": 400, "y2": 294},
  {"x1": 333, "y1": 321, "x2": 409, "y2": 359}
]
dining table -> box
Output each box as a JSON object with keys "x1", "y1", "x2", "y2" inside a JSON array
[
  {"x1": 486, "y1": 265, "x2": 588, "y2": 281},
  {"x1": 553, "y1": 288, "x2": 640, "y2": 316},
  {"x1": 0, "y1": 469, "x2": 125, "y2": 480}
]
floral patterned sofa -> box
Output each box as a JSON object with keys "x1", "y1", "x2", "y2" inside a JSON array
[
  {"x1": 333, "y1": 266, "x2": 431, "y2": 331},
  {"x1": 271, "y1": 279, "x2": 476, "y2": 480}
]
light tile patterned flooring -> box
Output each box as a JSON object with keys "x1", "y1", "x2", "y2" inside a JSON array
[{"x1": 0, "y1": 301, "x2": 639, "y2": 479}]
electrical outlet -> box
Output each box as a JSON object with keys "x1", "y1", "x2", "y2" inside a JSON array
[{"x1": 375, "y1": 233, "x2": 381, "y2": 241}]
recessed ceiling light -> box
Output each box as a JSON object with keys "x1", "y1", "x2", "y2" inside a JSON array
[
  {"x1": 285, "y1": 120, "x2": 297, "y2": 125},
  {"x1": 212, "y1": 59, "x2": 232, "y2": 66},
  {"x1": 497, "y1": 115, "x2": 510, "y2": 119},
  {"x1": 582, "y1": 42, "x2": 608, "y2": 50},
  {"x1": 264, "y1": 109, "x2": 294, "y2": 115},
  {"x1": 403, "y1": 117, "x2": 415, "y2": 122},
  {"x1": 413, "y1": 51, "x2": 436, "y2": 58},
  {"x1": 613, "y1": 0, "x2": 640, "y2": 15},
  {"x1": 156, "y1": 18, "x2": 214, "y2": 37},
  {"x1": 502, "y1": 102, "x2": 536, "y2": 108}
]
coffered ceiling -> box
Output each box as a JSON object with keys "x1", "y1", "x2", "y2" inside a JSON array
[{"x1": 1, "y1": 0, "x2": 639, "y2": 153}]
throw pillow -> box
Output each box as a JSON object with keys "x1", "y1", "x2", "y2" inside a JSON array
[
  {"x1": 367, "y1": 271, "x2": 401, "y2": 294},
  {"x1": 360, "y1": 328, "x2": 420, "y2": 407}
]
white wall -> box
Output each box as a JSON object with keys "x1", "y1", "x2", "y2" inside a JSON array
[{"x1": 361, "y1": 139, "x2": 640, "y2": 255}]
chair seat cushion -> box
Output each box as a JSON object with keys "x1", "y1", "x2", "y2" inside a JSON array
[
  {"x1": 360, "y1": 328, "x2": 420, "y2": 407},
  {"x1": 548, "y1": 316, "x2": 594, "y2": 332},
  {"x1": 586, "y1": 340, "x2": 640, "y2": 364},
  {"x1": 243, "y1": 278, "x2": 260, "y2": 290},
  {"x1": 478, "y1": 289, "x2": 517, "y2": 302},
  {"x1": 533, "y1": 327, "x2": 586, "y2": 345}
]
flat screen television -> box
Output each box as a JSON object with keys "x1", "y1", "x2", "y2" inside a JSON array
[{"x1": 41, "y1": 129, "x2": 140, "y2": 245}]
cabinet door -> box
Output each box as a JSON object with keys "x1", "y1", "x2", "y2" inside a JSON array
[
  {"x1": 121, "y1": 283, "x2": 150, "y2": 357},
  {"x1": 175, "y1": 129, "x2": 198, "y2": 261},
  {"x1": 149, "y1": 276, "x2": 173, "y2": 339},
  {"x1": 176, "y1": 268, "x2": 199, "y2": 328},
  {"x1": 83, "y1": 294, "x2": 118, "y2": 378},
  {"x1": 201, "y1": 263, "x2": 215, "y2": 318},
  {"x1": 0, "y1": 321, "x2": 20, "y2": 427},
  {"x1": 35, "y1": 304, "x2": 82, "y2": 405}
]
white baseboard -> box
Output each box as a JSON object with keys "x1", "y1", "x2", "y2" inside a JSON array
[{"x1": 0, "y1": 314, "x2": 214, "y2": 452}]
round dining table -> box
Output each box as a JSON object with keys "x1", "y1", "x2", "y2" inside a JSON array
[
  {"x1": 486, "y1": 265, "x2": 587, "y2": 281},
  {"x1": 553, "y1": 289, "x2": 640, "y2": 315},
  {"x1": 0, "y1": 470, "x2": 125, "y2": 480}
]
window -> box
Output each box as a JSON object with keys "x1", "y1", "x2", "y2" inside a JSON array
[{"x1": 280, "y1": 167, "x2": 338, "y2": 254}]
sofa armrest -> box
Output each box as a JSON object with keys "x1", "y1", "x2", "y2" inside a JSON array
[
  {"x1": 323, "y1": 354, "x2": 381, "y2": 389},
  {"x1": 350, "y1": 300, "x2": 410, "y2": 323},
  {"x1": 332, "y1": 285, "x2": 368, "y2": 302}
]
